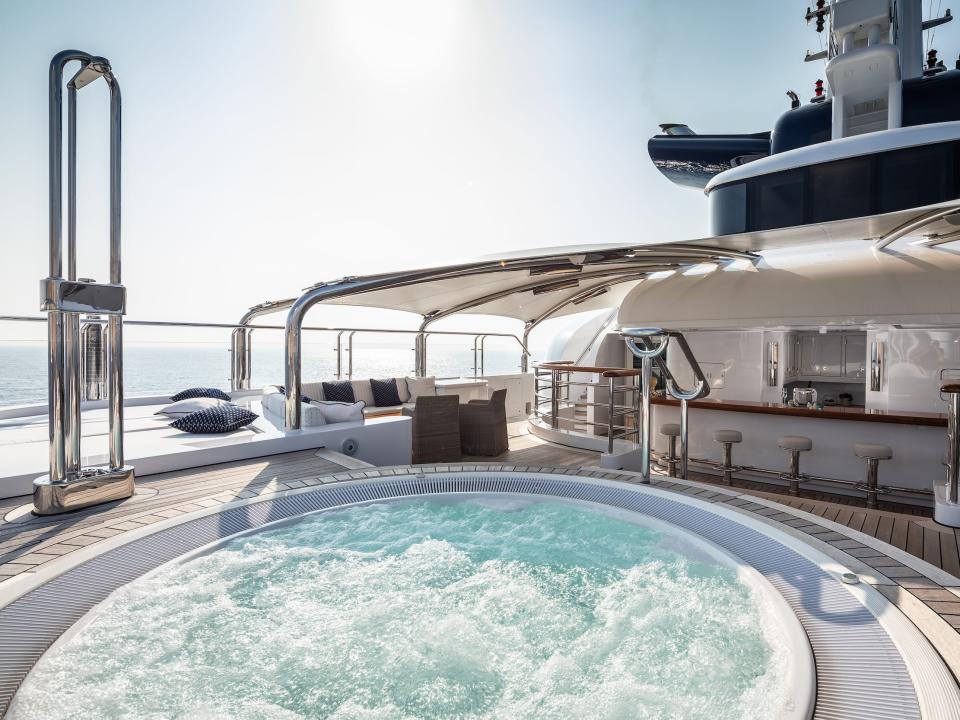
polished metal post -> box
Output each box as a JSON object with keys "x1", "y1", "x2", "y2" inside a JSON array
[
  {"x1": 550, "y1": 369, "x2": 560, "y2": 429},
  {"x1": 347, "y1": 331, "x2": 356, "y2": 380},
  {"x1": 639, "y1": 355, "x2": 654, "y2": 481},
  {"x1": 64, "y1": 80, "x2": 81, "y2": 475},
  {"x1": 945, "y1": 385, "x2": 960, "y2": 504},
  {"x1": 106, "y1": 69, "x2": 124, "y2": 470},
  {"x1": 607, "y1": 375, "x2": 616, "y2": 454},
  {"x1": 414, "y1": 331, "x2": 426, "y2": 377},
  {"x1": 479, "y1": 335, "x2": 487, "y2": 377},
  {"x1": 335, "y1": 331, "x2": 344, "y2": 379},
  {"x1": 472, "y1": 335, "x2": 480, "y2": 378},
  {"x1": 521, "y1": 322, "x2": 532, "y2": 373},
  {"x1": 679, "y1": 398, "x2": 690, "y2": 479},
  {"x1": 865, "y1": 459, "x2": 880, "y2": 509}
]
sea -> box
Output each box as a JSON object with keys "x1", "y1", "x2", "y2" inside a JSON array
[{"x1": 0, "y1": 342, "x2": 524, "y2": 407}]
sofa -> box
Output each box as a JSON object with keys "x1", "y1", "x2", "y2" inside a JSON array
[{"x1": 261, "y1": 377, "x2": 441, "y2": 428}]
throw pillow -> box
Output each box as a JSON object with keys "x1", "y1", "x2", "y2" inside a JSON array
[
  {"x1": 322, "y1": 380, "x2": 355, "y2": 403},
  {"x1": 169, "y1": 405, "x2": 258, "y2": 433},
  {"x1": 370, "y1": 378, "x2": 402, "y2": 407},
  {"x1": 405, "y1": 376, "x2": 437, "y2": 401},
  {"x1": 155, "y1": 397, "x2": 228, "y2": 417},
  {"x1": 310, "y1": 400, "x2": 365, "y2": 424},
  {"x1": 170, "y1": 387, "x2": 231, "y2": 402}
]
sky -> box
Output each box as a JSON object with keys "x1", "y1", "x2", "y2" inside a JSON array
[{"x1": 2, "y1": 0, "x2": 956, "y2": 347}]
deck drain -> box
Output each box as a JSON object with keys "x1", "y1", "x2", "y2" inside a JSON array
[{"x1": 841, "y1": 571, "x2": 860, "y2": 584}]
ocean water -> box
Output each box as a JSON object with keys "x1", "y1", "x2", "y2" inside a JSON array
[
  {"x1": 0, "y1": 343, "x2": 523, "y2": 407},
  {"x1": 8, "y1": 499, "x2": 789, "y2": 720}
]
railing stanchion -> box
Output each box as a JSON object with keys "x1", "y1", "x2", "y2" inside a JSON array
[
  {"x1": 607, "y1": 374, "x2": 616, "y2": 455},
  {"x1": 551, "y1": 369, "x2": 560, "y2": 429},
  {"x1": 679, "y1": 398, "x2": 690, "y2": 479},
  {"x1": 945, "y1": 384, "x2": 960, "y2": 504}
]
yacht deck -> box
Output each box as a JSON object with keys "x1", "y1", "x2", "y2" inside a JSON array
[{"x1": 2, "y1": 423, "x2": 960, "y2": 680}]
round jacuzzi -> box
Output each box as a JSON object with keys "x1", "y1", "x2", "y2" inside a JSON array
[{"x1": 0, "y1": 470, "x2": 947, "y2": 720}]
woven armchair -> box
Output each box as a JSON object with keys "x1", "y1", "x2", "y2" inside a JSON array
[
  {"x1": 408, "y1": 395, "x2": 462, "y2": 464},
  {"x1": 460, "y1": 389, "x2": 509, "y2": 457}
]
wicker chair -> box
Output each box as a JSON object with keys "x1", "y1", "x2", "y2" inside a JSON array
[
  {"x1": 408, "y1": 395, "x2": 462, "y2": 464},
  {"x1": 460, "y1": 389, "x2": 509, "y2": 457}
]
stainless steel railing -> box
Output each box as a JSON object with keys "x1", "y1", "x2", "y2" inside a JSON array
[
  {"x1": 622, "y1": 328, "x2": 710, "y2": 482},
  {"x1": 533, "y1": 363, "x2": 643, "y2": 453},
  {"x1": 944, "y1": 384, "x2": 960, "y2": 505},
  {"x1": 1, "y1": 314, "x2": 528, "y2": 393}
]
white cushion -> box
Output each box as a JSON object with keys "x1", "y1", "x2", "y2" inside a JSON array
[
  {"x1": 855, "y1": 443, "x2": 893, "y2": 460},
  {"x1": 261, "y1": 389, "x2": 327, "y2": 427},
  {"x1": 660, "y1": 423, "x2": 681, "y2": 437},
  {"x1": 395, "y1": 377, "x2": 411, "y2": 403},
  {"x1": 713, "y1": 429, "x2": 742, "y2": 444},
  {"x1": 778, "y1": 435, "x2": 812, "y2": 451},
  {"x1": 350, "y1": 380, "x2": 375, "y2": 407},
  {"x1": 155, "y1": 397, "x2": 229, "y2": 417},
  {"x1": 311, "y1": 400, "x2": 365, "y2": 424},
  {"x1": 302, "y1": 382, "x2": 325, "y2": 402},
  {"x1": 405, "y1": 376, "x2": 437, "y2": 401}
]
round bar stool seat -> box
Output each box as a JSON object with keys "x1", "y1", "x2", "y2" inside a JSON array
[
  {"x1": 660, "y1": 423, "x2": 681, "y2": 437},
  {"x1": 659, "y1": 423, "x2": 682, "y2": 477},
  {"x1": 855, "y1": 443, "x2": 893, "y2": 509},
  {"x1": 779, "y1": 435, "x2": 813, "y2": 452},
  {"x1": 855, "y1": 443, "x2": 893, "y2": 460},
  {"x1": 778, "y1": 435, "x2": 812, "y2": 496},
  {"x1": 713, "y1": 429, "x2": 742, "y2": 485},
  {"x1": 714, "y1": 429, "x2": 742, "y2": 444}
]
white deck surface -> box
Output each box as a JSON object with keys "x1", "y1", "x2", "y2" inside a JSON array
[{"x1": 0, "y1": 398, "x2": 411, "y2": 499}]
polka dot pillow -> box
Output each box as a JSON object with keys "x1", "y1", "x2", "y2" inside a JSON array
[
  {"x1": 169, "y1": 405, "x2": 258, "y2": 433},
  {"x1": 170, "y1": 387, "x2": 232, "y2": 402}
]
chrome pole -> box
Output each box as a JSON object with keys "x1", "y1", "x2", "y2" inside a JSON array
[
  {"x1": 679, "y1": 398, "x2": 690, "y2": 479},
  {"x1": 347, "y1": 331, "x2": 356, "y2": 380},
  {"x1": 335, "y1": 330, "x2": 344, "y2": 379},
  {"x1": 607, "y1": 375, "x2": 616, "y2": 454},
  {"x1": 521, "y1": 322, "x2": 532, "y2": 373},
  {"x1": 640, "y1": 355, "x2": 653, "y2": 481},
  {"x1": 472, "y1": 335, "x2": 480, "y2": 378},
  {"x1": 64, "y1": 80, "x2": 81, "y2": 475},
  {"x1": 107, "y1": 70, "x2": 124, "y2": 469},
  {"x1": 945, "y1": 385, "x2": 960, "y2": 504},
  {"x1": 550, "y1": 369, "x2": 560, "y2": 429},
  {"x1": 479, "y1": 335, "x2": 487, "y2": 377}
]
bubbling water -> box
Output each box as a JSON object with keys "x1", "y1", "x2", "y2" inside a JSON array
[{"x1": 9, "y1": 500, "x2": 792, "y2": 720}]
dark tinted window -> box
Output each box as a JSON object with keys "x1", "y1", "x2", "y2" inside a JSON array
[
  {"x1": 709, "y1": 182, "x2": 747, "y2": 236},
  {"x1": 809, "y1": 157, "x2": 872, "y2": 222},
  {"x1": 878, "y1": 144, "x2": 954, "y2": 213},
  {"x1": 751, "y1": 169, "x2": 805, "y2": 230}
]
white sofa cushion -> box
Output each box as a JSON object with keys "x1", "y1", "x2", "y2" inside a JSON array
[
  {"x1": 394, "y1": 377, "x2": 410, "y2": 403},
  {"x1": 301, "y1": 382, "x2": 325, "y2": 402},
  {"x1": 310, "y1": 400, "x2": 366, "y2": 424},
  {"x1": 261, "y1": 386, "x2": 326, "y2": 427},
  {"x1": 350, "y1": 380, "x2": 375, "y2": 407},
  {"x1": 155, "y1": 397, "x2": 229, "y2": 417},
  {"x1": 405, "y1": 376, "x2": 437, "y2": 401}
]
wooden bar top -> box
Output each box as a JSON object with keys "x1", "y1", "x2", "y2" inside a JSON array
[
  {"x1": 651, "y1": 396, "x2": 948, "y2": 427},
  {"x1": 535, "y1": 362, "x2": 642, "y2": 378}
]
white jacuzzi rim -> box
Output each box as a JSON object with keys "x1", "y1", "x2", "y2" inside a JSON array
[{"x1": 0, "y1": 470, "x2": 955, "y2": 720}]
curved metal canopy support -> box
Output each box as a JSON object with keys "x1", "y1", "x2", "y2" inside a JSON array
[
  {"x1": 281, "y1": 244, "x2": 754, "y2": 428},
  {"x1": 519, "y1": 273, "x2": 651, "y2": 370}
]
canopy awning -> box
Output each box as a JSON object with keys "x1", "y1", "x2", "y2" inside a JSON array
[{"x1": 240, "y1": 242, "x2": 759, "y2": 329}]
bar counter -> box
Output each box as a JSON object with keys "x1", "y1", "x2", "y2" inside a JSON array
[{"x1": 652, "y1": 397, "x2": 947, "y2": 427}]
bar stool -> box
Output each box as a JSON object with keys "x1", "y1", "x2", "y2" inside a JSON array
[
  {"x1": 855, "y1": 443, "x2": 893, "y2": 509},
  {"x1": 660, "y1": 423, "x2": 681, "y2": 477},
  {"x1": 713, "y1": 429, "x2": 742, "y2": 485},
  {"x1": 778, "y1": 436, "x2": 812, "y2": 496}
]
